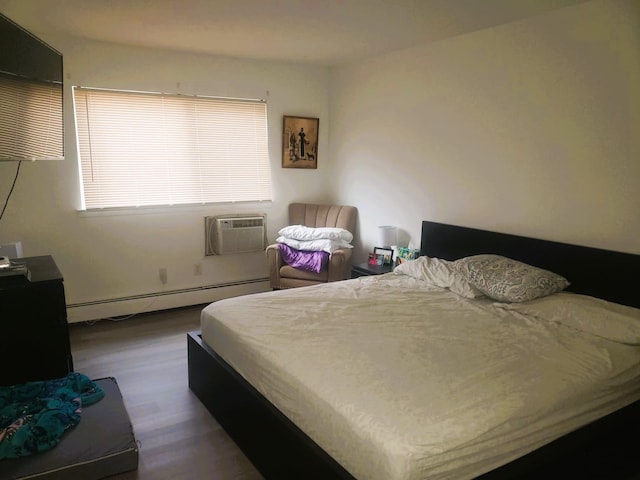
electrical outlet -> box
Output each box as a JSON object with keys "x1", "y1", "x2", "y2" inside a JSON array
[
  {"x1": 193, "y1": 263, "x2": 202, "y2": 276},
  {"x1": 159, "y1": 268, "x2": 168, "y2": 284}
]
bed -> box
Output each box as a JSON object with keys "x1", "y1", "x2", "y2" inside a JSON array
[{"x1": 187, "y1": 220, "x2": 640, "y2": 479}]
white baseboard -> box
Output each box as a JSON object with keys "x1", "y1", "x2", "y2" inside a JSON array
[{"x1": 66, "y1": 279, "x2": 270, "y2": 323}]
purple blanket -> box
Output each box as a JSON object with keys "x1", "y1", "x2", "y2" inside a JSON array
[{"x1": 278, "y1": 243, "x2": 329, "y2": 273}]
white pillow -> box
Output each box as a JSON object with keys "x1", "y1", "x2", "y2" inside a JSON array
[
  {"x1": 394, "y1": 256, "x2": 484, "y2": 299},
  {"x1": 276, "y1": 236, "x2": 353, "y2": 253},
  {"x1": 496, "y1": 293, "x2": 640, "y2": 345},
  {"x1": 394, "y1": 256, "x2": 451, "y2": 287},
  {"x1": 278, "y1": 225, "x2": 353, "y2": 243},
  {"x1": 450, "y1": 276, "x2": 485, "y2": 299}
]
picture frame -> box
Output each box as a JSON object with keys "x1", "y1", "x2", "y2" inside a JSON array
[
  {"x1": 282, "y1": 115, "x2": 319, "y2": 169},
  {"x1": 368, "y1": 253, "x2": 385, "y2": 266},
  {"x1": 373, "y1": 247, "x2": 394, "y2": 265}
]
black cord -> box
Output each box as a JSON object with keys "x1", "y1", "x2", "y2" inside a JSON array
[{"x1": 0, "y1": 160, "x2": 22, "y2": 222}]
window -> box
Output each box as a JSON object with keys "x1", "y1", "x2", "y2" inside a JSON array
[{"x1": 73, "y1": 87, "x2": 272, "y2": 210}]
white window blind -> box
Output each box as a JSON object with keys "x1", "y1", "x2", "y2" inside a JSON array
[
  {"x1": 73, "y1": 87, "x2": 272, "y2": 210},
  {"x1": 0, "y1": 73, "x2": 63, "y2": 160}
]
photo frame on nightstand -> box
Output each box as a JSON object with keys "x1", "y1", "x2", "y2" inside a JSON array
[
  {"x1": 368, "y1": 253, "x2": 384, "y2": 266},
  {"x1": 373, "y1": 247, "x2": 394, "y2": 265}
]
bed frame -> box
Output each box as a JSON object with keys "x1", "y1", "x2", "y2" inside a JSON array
[{"x1": 188, "y1": 220, "x2": 640, "y2": 479}]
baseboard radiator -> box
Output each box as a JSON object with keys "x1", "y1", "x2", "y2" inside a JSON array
[{"x1": 66, "y1": 278, "x2": 269, "y2": 323}]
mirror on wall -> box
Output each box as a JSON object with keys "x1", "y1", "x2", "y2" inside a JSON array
[{"x1": 0, "y1": 13, "x2": 64, "y2": 161}]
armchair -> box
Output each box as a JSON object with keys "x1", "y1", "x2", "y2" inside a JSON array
[{"x1": 266, "y1": 203, "x2": 357, "y2": 289}]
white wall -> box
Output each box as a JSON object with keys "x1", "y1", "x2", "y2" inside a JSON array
[
  {"x1": 329, "y1": 0, "x2": 640, "y2": 259},
  {"x1": 2, "y1": 0, "x2": 638, "y2": 322},
  {"x1": 0, "y1": 37, "x2": 332, "y2": 322}
]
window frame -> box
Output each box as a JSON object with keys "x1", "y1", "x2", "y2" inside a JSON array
[{"x1": 73, "y1": 86, "x2": 272, "y2": 211}]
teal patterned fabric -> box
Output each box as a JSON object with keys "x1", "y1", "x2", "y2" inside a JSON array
[
  {"x1": 453, "y1": 254, "x2": 570, "y2": 302},
  {"x1": 0, "y1": 372, "x2": 104, "y2": 459}
]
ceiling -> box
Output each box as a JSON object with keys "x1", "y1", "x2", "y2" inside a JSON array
[{"x1": 0, "y1": 0, "x2": 588, "y2": 67}]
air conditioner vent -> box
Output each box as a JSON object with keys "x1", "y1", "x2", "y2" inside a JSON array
[{"x1": 205, "y1": 215, "x2": 266, "y2": 255}]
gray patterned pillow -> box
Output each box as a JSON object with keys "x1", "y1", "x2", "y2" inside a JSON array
[{"x1": 453, "y1": 254, "x2": 570, "y2": 302}]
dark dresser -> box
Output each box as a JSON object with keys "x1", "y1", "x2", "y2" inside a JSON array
[{"x1": 0, "y1": 255, "x2": 73, "y2": 386}]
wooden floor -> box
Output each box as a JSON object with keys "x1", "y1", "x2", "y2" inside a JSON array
[{"x1": 69, "y1": 305, "x2": 264, "y2": 480}]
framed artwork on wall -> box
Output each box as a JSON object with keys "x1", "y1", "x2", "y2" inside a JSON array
[{"x1": 282, "y1": 115, "x2": 319, "y2": 169}]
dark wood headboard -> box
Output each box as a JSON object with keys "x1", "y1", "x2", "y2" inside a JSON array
[{"x1": 420, "y1": 221, "x2": 640, "y2": 308}]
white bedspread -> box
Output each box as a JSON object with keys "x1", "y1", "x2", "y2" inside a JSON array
[{"x1": 200, "y1": 273, "x2": 640, "y2": 480}]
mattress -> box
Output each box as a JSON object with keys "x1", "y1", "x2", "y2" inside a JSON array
[
  {"x1": 1, "y1": 377, "x2": 138, "y2": 480},
  {"x1": 200, "y1": 273, "x2": 640, "y2": 480}
]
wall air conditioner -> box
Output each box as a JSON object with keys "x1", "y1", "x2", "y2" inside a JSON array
[{"x1": 205, "y1": 215, "x2": 266, "y2": 255}]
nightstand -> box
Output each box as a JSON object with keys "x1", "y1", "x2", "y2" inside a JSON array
[{"x1": 351, "y1": 262, "x2": 394, "y2": 278}]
